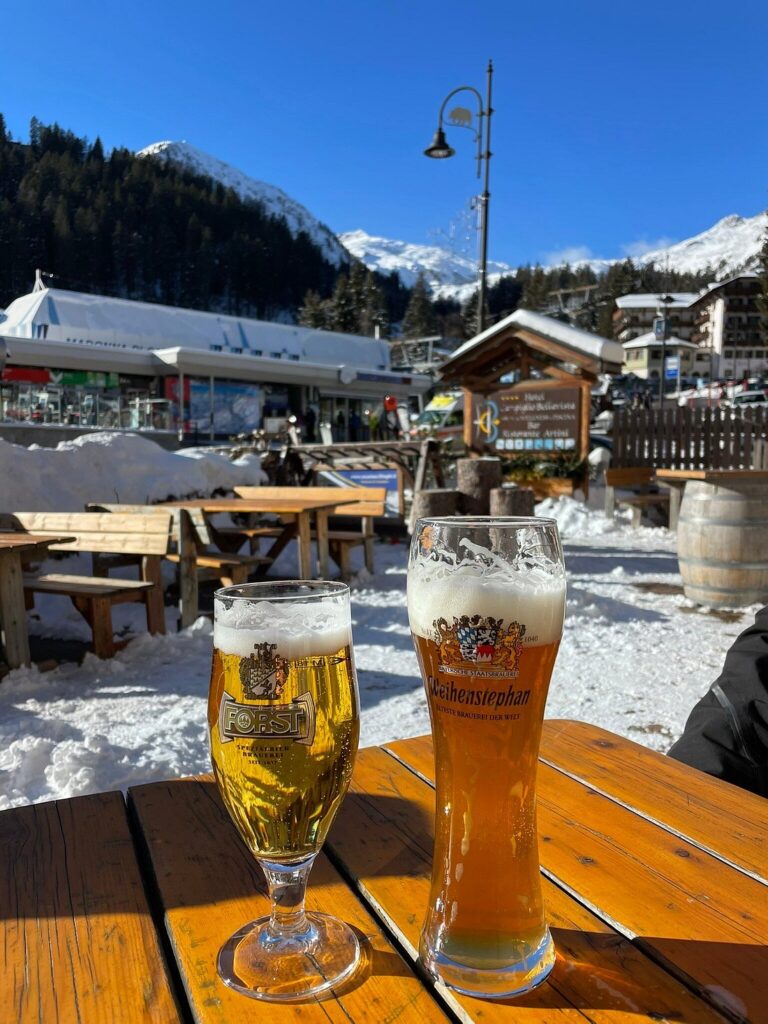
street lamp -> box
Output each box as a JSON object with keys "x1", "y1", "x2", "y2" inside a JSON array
[
  {"x1": 424, "y1": 60, "x2": 494, "y2": 336},
  {"x1": 656, "y1": 294, "x2": 674, "y2": 408}
]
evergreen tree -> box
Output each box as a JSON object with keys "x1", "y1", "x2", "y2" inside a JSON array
[
  {"x1": 360, "y1": 270, "x2": 388, "y2": 336},
  {"x1": 401, "y1": 272, "x2": 436, "y2": 338},
  {"x1": 328, "y1": 274, "x2": 358, "y2": 332},
  {"x1": 519, "y1": 266, "x2": 550, "y2": 310},
  {"x1": 298, "y1": 289, "x2": 329, "y2": 328}
]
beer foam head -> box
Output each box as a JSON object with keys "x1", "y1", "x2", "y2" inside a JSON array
[
  {"x1": 408, "y1": 555, "x2": 565, "y2": 643},
  {"x1": 214, "y1": 585, "x2": 351, "y2": 659}
]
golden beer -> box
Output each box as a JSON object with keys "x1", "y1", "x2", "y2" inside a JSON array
[
  {"x1": 408, "y1": 517, "x2": 566, "y2": 998},
  {"x1": 208, "y1": 644, "x2": 359, "y2": 862},
  {"x1": 210, "y1": 581, "x2": 362, "y2": 1002}
]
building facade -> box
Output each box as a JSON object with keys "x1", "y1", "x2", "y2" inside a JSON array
[
  {"x1": 621, "y1": 334, "x2": 710, "y2": 382},
  {"x1": 0, "y1": 286, "x2": 430, "y2": 444},
  {"x1": 688, "y1": 274, "x2": 766, "y2": 379},
  {"x1": 613, "y1": 293, "x2": 698, "y2": 343}
]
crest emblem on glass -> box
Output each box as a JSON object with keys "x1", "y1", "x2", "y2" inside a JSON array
[
  {"x1": 208, "y1": 581, "x2": 360, "y2": 1002},
  {"x1": 407, "y1": 516, "x2": 566, "y2": 998}
]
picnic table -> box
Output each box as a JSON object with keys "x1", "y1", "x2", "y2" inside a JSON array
[
  {"x1": 0, "y1": 531, "x2": 73, "y2": 669},
  {"x1": 3, "y1": 719, "x2": 766, "y2": 1022},
  {"x1": 655, "y1": 467, "x2": 768, "y2": 529},
  {"x1": 163, "y1": 494, "x2": 359, "y2": 580}
]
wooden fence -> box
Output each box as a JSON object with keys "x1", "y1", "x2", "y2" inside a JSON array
[{"x1": 613, "y1": 407, "x2": 768, "y2": 470}]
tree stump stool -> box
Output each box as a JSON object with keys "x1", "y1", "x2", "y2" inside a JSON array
[
  {"x1": 409, "y1": 489, "x2": 460, "y2": 531},
  {"x1": 490, "y1": 486, "x2": 537, "y2": 517},
  {"x1": 457, "y1": 458, "x2": 503, "y2": 515}
]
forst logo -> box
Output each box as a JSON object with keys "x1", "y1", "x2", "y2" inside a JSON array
[{"x1": 218, "y1": 691, "x2": 316, "y2": 746}]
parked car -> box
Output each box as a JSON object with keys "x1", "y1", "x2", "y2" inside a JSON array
[{"x1": 728, "y1": 391, "x2": 768, "y2": 409}]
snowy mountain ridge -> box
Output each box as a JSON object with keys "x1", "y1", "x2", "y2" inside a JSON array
[
  {"x1": 137, "y1": 141, "x2": 350, "y2": 269},
  {"x1": 339, "y1": 229, "x2": 514, "y2": 301},
  {"x1": 138, "y1": 140, "x2": 766, "y2": 302}
]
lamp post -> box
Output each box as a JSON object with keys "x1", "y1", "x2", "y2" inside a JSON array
[
  {"x1": 424, "y1": 60, "x2": 494, "y2": 336},
  {"x1": 656, "y1": 294, "x2": 674, "y2": 408}
]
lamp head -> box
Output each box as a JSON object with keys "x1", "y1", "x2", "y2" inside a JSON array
[{"x1": 424, "y1": 127, "x2": 455, "y2": 159}]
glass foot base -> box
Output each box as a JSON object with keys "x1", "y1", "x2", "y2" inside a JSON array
[
  {"x1": 420, "y1": 928, "x2": 556, "y2": 999},
  {"x1": 218, "y1": 912, "x2": 361, "y2": 1002}
]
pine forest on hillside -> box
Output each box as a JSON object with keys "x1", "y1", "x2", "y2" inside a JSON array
[{"x1": 0, "y1": 116, "x2": 409, "y2": 323}]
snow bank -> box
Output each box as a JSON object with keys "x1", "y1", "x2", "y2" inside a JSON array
[{"x1": 0, "y1": 432, "x2": 267, "y2": 511}]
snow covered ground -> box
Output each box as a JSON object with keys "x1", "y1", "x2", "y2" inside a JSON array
[{"x1": 1, "y1": 464, "x2": 757, "y2": 810}]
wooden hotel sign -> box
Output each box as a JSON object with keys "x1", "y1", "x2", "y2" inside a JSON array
[{"x1": 466, "y1": 381, "x2": 589, "y2": 458}]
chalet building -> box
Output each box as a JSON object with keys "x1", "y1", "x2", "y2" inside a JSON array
[
  {"x1": 613, "y1": 293, "x2": 698, "y2": 343},
  {"x1": 0, "y1": 285, "x2": 430, "y2": 445},
  {"x1": 688, "y1": 274, "x2": 766, "y2": 379},
  {"x1": 621, "y1": 334, "x2": 710, "y2": 381}
]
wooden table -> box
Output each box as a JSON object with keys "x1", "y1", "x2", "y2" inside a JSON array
[
  {"x1": 655, "y1": 468, "x2": 768, "y2": 529},
  {"x1": 3, "y1": 719, "x2": 766, "y2": 1023},
  {"x1": 163, "y1": 494, "x2": 359, "y2": 584},
  {"x1": 0, "y1": 532, "x2": 73, "y2": 669}
]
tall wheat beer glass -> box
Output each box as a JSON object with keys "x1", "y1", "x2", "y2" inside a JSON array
[
  {"x1": 208, "y1": 581, "x2": 361, "y2": 1002},
  {"x1": 408, "y1": 517, "x2": 566, "y2": 998}
]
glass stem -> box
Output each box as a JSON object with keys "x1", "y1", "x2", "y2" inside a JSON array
[{"x1": 260, "y1": 855, "x2": 316, "y2": 939}]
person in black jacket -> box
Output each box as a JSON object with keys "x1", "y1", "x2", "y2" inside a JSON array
[{"x1": 667, "y1": 604, "x2": 768, "y2": 797}]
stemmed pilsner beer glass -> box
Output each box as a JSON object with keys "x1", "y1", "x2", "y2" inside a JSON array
[
  {"x1": 407, "y1": 517, "x2": 566, "y2": 999},
  {"x1": 208, "y1": 581, "x2": 361, "y2": 1002}
]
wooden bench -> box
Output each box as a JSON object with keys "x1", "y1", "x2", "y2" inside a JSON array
[
  {"x1": 0, "y1": 511, "x2": 173, "y2": 658},
  {"x1": 234, "y1": 485, "x2": 388, "y2": 578},
  {"x1": 87, "y1": 504, "x2": 271, "y2": 588},
  {"x1": 604, "y1": 468, "x2": 670, "y2": 527}
]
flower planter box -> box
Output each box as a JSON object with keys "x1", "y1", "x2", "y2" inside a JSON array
[{"x1": 529, "y1": 477, "x2": 577, "y2": 500}]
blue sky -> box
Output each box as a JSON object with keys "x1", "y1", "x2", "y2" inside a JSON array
[{"x1": 2, "y1": 1, "x2": 767, "y2": 268}]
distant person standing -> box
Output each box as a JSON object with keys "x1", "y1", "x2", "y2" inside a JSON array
[
  {"x1": 304, "y1": 405, "x2": 317, "y2": 443},
  {"x1": 349, "y1": 408, "x2": 361, "y2": 441},
  {"x1": 383, "y1": 394, "x2": 400, "y2": 439}
]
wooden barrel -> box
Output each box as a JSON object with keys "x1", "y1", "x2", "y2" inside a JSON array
[{"x1": 677, "y1": 479, "x2": 768, "y2": 607}]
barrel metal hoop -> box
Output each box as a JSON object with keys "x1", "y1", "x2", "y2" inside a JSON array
[{"x1": 678, "y1": 555, "x2": 768, "y2": 571}]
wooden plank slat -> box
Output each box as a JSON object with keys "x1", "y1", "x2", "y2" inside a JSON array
[
  {"x1": 129, "y1": 775, "x2": 448, "y2": 1023},
  {"x1": 23, "y1": 573, "x2": 154, "y2": 596},
  {"x1": 539, "y1": 720, "x2": 768, "y2": 882},
  {"x1": 329, "y1": 745, "x2": 731, "y2": 1023},
  {"x1": 0, "y1": 792, "x2": 180, "y2": 1023},
  {"x1": 2, "y1": 512, "x2": 173, "y2": 555},
  {"x1": 384, "y1": 736, "x2": 768, "y2": 1023}
]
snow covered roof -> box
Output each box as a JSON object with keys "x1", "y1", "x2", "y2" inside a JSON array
[
  {"x1": 688, "y1": 272, "x2": 759, "y2": 305},
  {"x1": 446, "y1": 308, "x2": 624, "y2": 368},
  {"x1": 0, "y1": 287, "x2": 391, "y2": 369},
  {"x1": 614, "y1": 292, "x2": 697, "y2": 310},
  {"x1": 0, "y1": 287, "x2": 431, "y2": 397},
  {"x1": 622, "y1": 332, "x2": 698, "y2": 350}
]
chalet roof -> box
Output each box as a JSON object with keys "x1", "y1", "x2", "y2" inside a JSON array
[
  {"x1": 615, "y1": 292, "x2": 697, "y2": 310},
  {"x1": 439, "y1": 309, "x2": 624, "y2": 385}
]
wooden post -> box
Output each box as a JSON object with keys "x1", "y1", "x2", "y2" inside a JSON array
[
  {"x1": 0, "y1": 549, "x2": 31, "y2": 669},
  {"x1": 457, "y1": 457, "x2": 502, "y2": 515},
  {"x1": 177, "y1": 510, "x2": 199, "y2": 629}
]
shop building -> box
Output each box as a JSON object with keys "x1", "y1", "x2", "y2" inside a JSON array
[{"x1": 0, "y1": 285, "x2": 430, "y2": 446}]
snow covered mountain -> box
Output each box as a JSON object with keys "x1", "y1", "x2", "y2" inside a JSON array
[
  {"x1": 611, "y1": 212, "x2": 768, "y2": 276},
  {"x1": 344, "y1": 212, "x2": 768, "y2": 300},
  {"x1": 137, "y1": 141, "x2": 350, "y2": 268},
  {"x1": 138, "y1": 140, "x2": 766, "y2": 300},
  {"x1": 339, "y1": 230, "x2": 514, "y2": 301}
]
